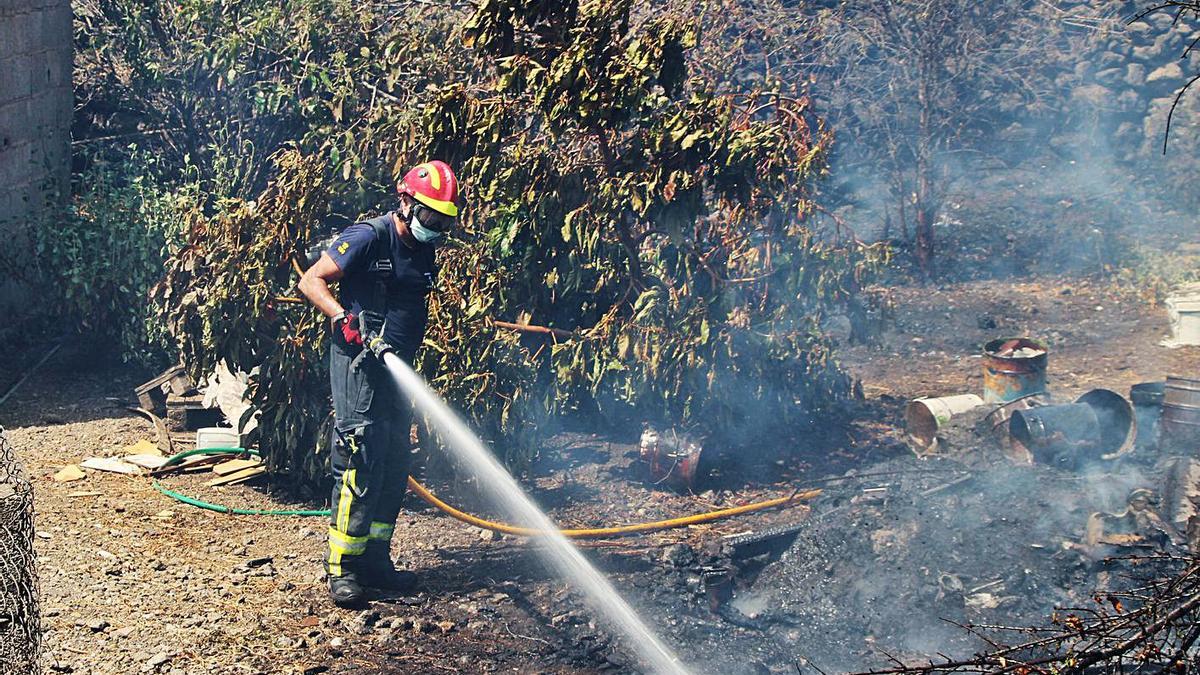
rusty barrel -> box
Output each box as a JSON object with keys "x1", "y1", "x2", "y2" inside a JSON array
[
  {"x1": 982, "y1": 338, "x2": 1048, "y2": 404},
  {"x1": 1161, "y1": 376, "x2": 1200, "y2": 450}
]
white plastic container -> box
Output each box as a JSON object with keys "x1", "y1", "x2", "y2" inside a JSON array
[
  {"x1": 195, "y1": 427, "x2": 240, "y2": 450},
  {"x1": 1165, "y1": 283, "x2": 1200, "y2": 346}
]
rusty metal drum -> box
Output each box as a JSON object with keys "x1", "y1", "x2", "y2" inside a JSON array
[{"x1": 982, "y1": 338, "x2": 1049, "y2": 404}]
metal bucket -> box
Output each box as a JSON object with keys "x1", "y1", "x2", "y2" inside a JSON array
[
  {"x1": 1161, "y1": 376, "x2": 1200, "y2": 451},
  {"x1": 1130, "y1": 382, "x2": 1165, "y2": 452},
  {"x1": 1010, "y1": 389, "x2": 1136, "y2": 467},
  {"x1": 639, "y1": 428, "x2": 706, "y2": 492},
  {"x1": 1010, "y1": 402, "x2": 1101, "y2": 467},
  {"x1": 982, "y1": 338, "x2": 1049, "y2": 403},
  {"x1": 905, "y1": 394, "x2": 985, "y2": 454},
  {"x1": 983, "y1": 392, "x2": 1051, "y2": 464},
  {"x1": 1076, "y1": 388, "x2": 1136, "y2": 460}
]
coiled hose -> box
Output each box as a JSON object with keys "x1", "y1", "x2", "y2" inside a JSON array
[{"x1": 153, "y1": 448, "x2": 821, "y2": 538}]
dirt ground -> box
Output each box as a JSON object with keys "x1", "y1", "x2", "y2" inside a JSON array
[{"x1": 3, "y1": 272, "x2": 1198, "y2": 675}]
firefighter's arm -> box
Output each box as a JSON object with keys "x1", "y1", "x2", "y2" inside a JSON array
[{"x1": 298, "y1": 252, "x2": 346, "y2": 319}]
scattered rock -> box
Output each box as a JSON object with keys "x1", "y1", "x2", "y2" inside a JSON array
[
  {"x1": 1148, "y1": 62, "x2": 1184, "y2": 83},
  {"x1": 350, "y1": 610, "x2": 379, "y2": 634},
  {"x1": 87, "y1": 618, "x2": 109, "y2": 633},
  {"x1": 1125, "y1": 63, "x2": 1146, "y2": 86},
  {"x1": 275, "y1": 635, "x2": 298, "y2": 649}
]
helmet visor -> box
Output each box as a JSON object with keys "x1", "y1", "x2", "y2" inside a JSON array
[{"x1": 412, "y1": 202, "x2": 456, "y2": 232}]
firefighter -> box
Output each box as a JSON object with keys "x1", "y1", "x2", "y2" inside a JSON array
[{"x1": 298, "y1": 161, "x2": 459, "y2": 607}]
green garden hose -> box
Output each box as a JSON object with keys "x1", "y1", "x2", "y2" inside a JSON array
[{"x1": 151, "y1": 447, "x2": 331, "y2": 517}]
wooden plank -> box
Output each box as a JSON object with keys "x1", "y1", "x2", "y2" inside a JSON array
[
  {"x1": 212, "y1": 458, "x2": 263, "y2": 476},
  {"x1": 134, "y1": 366, "x2": 179, "y2": 394},
  {"x1": 205, "y1": 466, "x2": 267, "y2": 487}
]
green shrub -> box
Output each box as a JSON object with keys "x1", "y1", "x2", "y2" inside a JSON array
[{"x1": 35, "y1": 153, "x2": 192, "y2": 366}]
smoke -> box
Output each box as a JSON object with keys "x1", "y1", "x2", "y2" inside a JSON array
[
  {"x1": 731, "y1": 454, "x2": 1172, "y2": 672},
  {"x1": 799, "y1": 0, "x2": 1200, "y2": 278}
]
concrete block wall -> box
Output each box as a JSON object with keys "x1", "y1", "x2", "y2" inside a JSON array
[{"x1": 0, "y1": 0, "x2": 72, "y2": 319}]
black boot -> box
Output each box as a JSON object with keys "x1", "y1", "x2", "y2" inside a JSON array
[
  {"x1": 360, "y1": 542, "x2": 418, "y2": 593},
  {"x1": 328, "y1": 571, "x2": 366, "y2": 607}
]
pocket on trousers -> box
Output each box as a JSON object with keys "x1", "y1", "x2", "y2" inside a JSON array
[{"x1": 351, "y1": 376, "x2": 376, "y2": 415}]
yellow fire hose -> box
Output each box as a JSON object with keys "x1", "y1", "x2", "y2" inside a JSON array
[
  {"x1": 406, "y1": 478, "x2": 822, "y2": 539},
  {"x1": 155, "y1": 448, "x2": 821, "y2": 537}
]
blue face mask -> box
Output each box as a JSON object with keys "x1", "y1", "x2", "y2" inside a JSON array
[{"x1": 409, "y1": 212, "x2": 444, "y2": 244}]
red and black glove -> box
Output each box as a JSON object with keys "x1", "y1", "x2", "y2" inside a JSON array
[{"x1": 334, "y1": 311, "x2": 363, "y2": 346}]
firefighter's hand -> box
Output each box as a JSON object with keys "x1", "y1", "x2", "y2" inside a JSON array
[{"x1": 334, "y1": 312, "x2": 363, "y2": 346}]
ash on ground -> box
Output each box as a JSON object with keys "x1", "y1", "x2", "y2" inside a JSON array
[{"x1": 689, "y1": 455, "x2": 1188, "y2": 673}]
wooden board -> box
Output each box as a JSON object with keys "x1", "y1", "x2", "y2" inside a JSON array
[
  {"x1": 205, "y1": 466, "x2": 267, "y2": 487},
  {"x1": 212, "y1": 459, "x2": 263, "y2": 476}
]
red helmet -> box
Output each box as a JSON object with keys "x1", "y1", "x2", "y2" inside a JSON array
[{"x1": 398, "y1": 160, "x2": 459, "y2": 218}]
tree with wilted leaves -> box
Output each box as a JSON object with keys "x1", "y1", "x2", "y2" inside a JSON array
[{"x1": 75, "y1": 0, "x2": 884, "y2": 487}]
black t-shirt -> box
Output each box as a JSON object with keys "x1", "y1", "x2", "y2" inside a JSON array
[{"x1": 326, "y1": 213, "x2": 436, "y2": 358}]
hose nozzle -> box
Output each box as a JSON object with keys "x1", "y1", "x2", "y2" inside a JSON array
[{"x1": 357, "y1": 311, "x2": 393, "y2": 358}]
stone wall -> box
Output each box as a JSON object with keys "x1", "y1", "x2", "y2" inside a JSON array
[
  {"x1": 0, "y1": 0, "x2": 72, "y2": 316},
  {"x1": 1057, "y1": 3, "x2": 1200, "y2": 164}
]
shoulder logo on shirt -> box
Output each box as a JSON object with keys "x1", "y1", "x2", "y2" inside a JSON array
[{"x1": 337, "y1": 241, "x2": 350, "y2": 254}]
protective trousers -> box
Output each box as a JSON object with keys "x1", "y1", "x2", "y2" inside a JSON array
[{"x1": 327, "y1": 341, "x2": 414, "y2": 577}]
